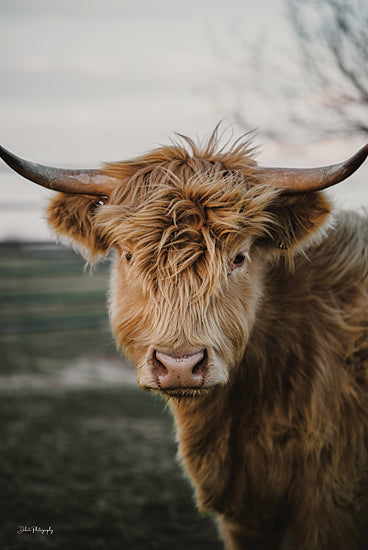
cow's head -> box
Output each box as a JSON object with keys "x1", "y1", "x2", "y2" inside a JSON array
[{"x1": 1, "y1": 132, "x2": 367, "y2": 398}]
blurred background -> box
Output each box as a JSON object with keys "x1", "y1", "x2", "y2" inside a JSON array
[{"x1": 0, "y1": 0, "x2": 367, "y2": 548}]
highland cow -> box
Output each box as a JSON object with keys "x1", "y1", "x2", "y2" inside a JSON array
[{"x1": 1, "y1": 130, "x2": 368, "y2": 549}]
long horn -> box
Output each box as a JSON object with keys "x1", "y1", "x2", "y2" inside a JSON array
[
  {"x1": 259, "y1": 143, "x2": 368, "y2": 194},
  {"x1": 0, "y1": 145, "x2": 117, "y2": 196}
]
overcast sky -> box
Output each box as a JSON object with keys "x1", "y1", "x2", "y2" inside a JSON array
[{"x1": 1, "y1": 0, "x2": 367, "y2": 241}]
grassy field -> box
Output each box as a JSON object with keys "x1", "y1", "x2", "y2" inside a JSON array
[
  {"x1": 0, "y1": 242, "x2": 223, "y2": 550},
  {"x1": 0, "y1": 241, "x2": 115, "y2": 374}
]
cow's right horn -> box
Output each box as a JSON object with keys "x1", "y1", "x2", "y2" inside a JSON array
[
  {"x1": 0, "y1": 145, "x2": 117, "y2": 196},
  {"x1": 259, "y1": 143, "x2": 368, "y2": 194}
]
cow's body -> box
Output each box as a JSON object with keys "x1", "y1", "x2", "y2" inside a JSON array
[
  {"x1": 1, "y1": 132, "x2": 368, "y2": 548},
  {"x1": 173, "y1": 211, "x2": 368, "y2": 549}
]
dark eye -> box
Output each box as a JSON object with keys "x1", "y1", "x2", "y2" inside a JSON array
[
  {"x1": 229, "y1": 251, "x2": 248, "y2": 273},
  {"x1": 233, "y1": 253, "x2": 245, "y2": 265},
  {"x1": 125, "y1": 251, "x2": 132, "y2": 263}
]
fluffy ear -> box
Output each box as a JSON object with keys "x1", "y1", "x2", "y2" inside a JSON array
[
  {"x1": 256, "y1": 191, "x2": 331, "y2": 258},
  {"x1": 46, "y1": 193, "x2": 110, "y2": 260}
]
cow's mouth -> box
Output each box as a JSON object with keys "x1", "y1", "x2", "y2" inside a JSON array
[{"x1": 157, "y1": 387, "x2": 211, "y2": 400}]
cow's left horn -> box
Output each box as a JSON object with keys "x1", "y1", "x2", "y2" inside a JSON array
[
  {"x1": 259, "y1": 143, "x2": 368, "y2": 194},
  {"x1": 0, "y1": 145, "x2": 117, "y2": 196}
]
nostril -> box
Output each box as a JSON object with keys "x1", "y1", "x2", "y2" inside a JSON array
[
  {"x1": 192, "y1": 349, "x2": 207, "y2": 375},
  {"x1": 152, "y1": 351, "x2": 168, "y2": 377}
]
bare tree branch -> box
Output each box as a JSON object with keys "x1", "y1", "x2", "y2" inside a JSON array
[
  {"x1": 208, "y1": 0, "x2": 368, "y2": 142},
  {"x1": 286, "y1": 0, "x2": 368, "y2": 134}
]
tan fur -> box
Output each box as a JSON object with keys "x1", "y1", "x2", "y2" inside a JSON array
[{"x1": 46, "y1": 131, "x2": 368, "y2": 549}]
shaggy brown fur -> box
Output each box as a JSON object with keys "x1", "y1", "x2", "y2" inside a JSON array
[{"x1": 46, "y1": 131, "x2": 368, "y2": 549}]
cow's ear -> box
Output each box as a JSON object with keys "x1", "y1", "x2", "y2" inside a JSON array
[
  {"x1": 256, "y1": 191, "x2": 331, "y2": 257},
  {"x1": 46, "y1": 193, "x2": 110, "y2": 260}
]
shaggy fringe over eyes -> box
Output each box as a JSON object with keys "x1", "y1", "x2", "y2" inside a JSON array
[
  {"x1": 95, "y1": 167, "x2": 279, "y2": 305},
  {"x1": 47, "y1": 126, "x2": 331, "y2": 270},
  {"x1": 47, "y1": 126, "x2": 267, "y2": 264},
  {"x1": 100, "y1": 127, "x2": 330, "y2": 267},
  {"x1": 93, "y1": 127, "x2": 284, "y2": 304}
]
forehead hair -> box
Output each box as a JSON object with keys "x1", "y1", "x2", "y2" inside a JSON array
[
  {"x1": 95, "y1": 130, "x2": 278, "y2": 302},
  {"x1": 102, "y1": 127, "x2": 265, "y2": 209}
]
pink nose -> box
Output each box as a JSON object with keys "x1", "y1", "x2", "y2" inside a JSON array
[{"x1": 152, "y1": 349, "x2": 207, "y2": 389}]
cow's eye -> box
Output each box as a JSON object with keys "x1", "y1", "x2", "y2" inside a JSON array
[
  {"x1": 229, "y1": 251, "x2": 248, "y2": 273},
  {"x1": 233, "y1": 253, "x2": 245, "y2": 265},
  {"x1": 122, "y1": 250, "x2": 132, "y2": 263}
]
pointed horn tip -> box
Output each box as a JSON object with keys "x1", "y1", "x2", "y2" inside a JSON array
[
  {"x1": 0, "y1": 145, "x2": 30, "y2": 174},
  {"x1": 1, "y1": 145, "x2": 16, "y2": 164},
  {"x1": 354, "y1": 142, "x2": 368, "y2": 161},
  {"x1": 0, "y1": 145, "x2": 117, "y2": 196},
  {"x1": 1, "y1": 144, "x2": 17, "y2": 156},
  {"x1": 345, "y1": 141, "x2": 368, "y2": 171},
  {"x1": 259, "y1": 142, "x2": 368, "y2": 194}
]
